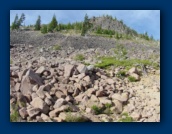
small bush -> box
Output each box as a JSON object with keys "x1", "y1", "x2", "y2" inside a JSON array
[
  {"x1": 74, "y1": 54, "x2": 85, "y2": 61},
  {"x1": 91, "y1": 105, "x2": 103, "y2": 115},
  {"x1": 95, "y1": 57, "x2": 154, "y2": 69},
  {"x1": 104, "y1": 103, "x2": 113, "y2": 115},
  {"x1": 41, "y1": 25, "x2": 48, "y2": 34},
  {"x1": 52, "y1": 45, "x2": 61, "y2": 50},
  {"x1": 118, "y1": 113, "x2": 134, "y2": 122},
  {"x1": 128, "y1": 76, "x2": 137, "y2": 82},
  {"x1": 10, "y1": 59, "x2": 13, "y2": 64},
  {"x1": 116, "y1": 70, "x2": 126, "y2": 79},
  {"x1": 65, "y1": 113, "x2": 88, "y2": 122},
  {"x1": 10, "y1": 103, "x2": 19, "y2": 122}
]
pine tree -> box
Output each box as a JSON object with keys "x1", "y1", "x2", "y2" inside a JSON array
[
  {"x1": 11, "y1": 13, "x2": 25, "y2": 30},
  {"x1": 34, "y1": 15, "x2": 41, "y2": 30},
  {"x1": 48, "y1": 14, "x2": 58, "y2": 32},
  {"x1": 11, "y1": 14, "x2": 19, "y2": 30},
  {"x1": 81, "y1": 14, "x2": 90, "y2": 36},
  {"x1": 41, "y1": 25, "x2": 48, "y2": 34}
]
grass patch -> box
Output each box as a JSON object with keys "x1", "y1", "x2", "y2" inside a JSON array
[
  {"x1": 118, "y1": 112, "x2": 134, "y2": 122},
  {"x1": 95, "y1": 56, "x2": 158, "y2": 69},
  {"x1": 65, "y1": 113, "x2": 88, "y2": 122},
  {"x1": 91, "y1": 105, "x2": 104, "y2": 115},
  {"x1": 10, "y1": 59, "x2": 13, "y2": 64},
  {"x1": 52, "y1": 44, "x2": 61, "y2": 50},
  {"x1": 128, "y1": 76, "x2": 137, "y2": 82},
  {"x1": 10, "y1": 103, "x2": 19, "y2": 122},
  {"x1": 103, "y1": 103, "x2": 113, "y2": 115},
  {"x1": 74, "y1": 54, "x2": 85, "y2": 61},
  {"x1": 91, "y1": 103, "x2": 113, "y2": 115},
  {"x1": 116, "y1": 70, "x2": 126, "y2": 79}
]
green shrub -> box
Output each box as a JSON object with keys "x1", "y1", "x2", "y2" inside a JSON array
[
  {"x1": 103, "y1": 103, "x2": 113, "y2": 115},
  {"x1": 10, "y1": 103, "x2": 19, "y2": 122},
  {"x1": 65, "y1": 113, "x2": 88, "y2": 122},
  {"x1": 91, "y1": 105, "x2": 103, "y2": 115},
  {"x1": 41, "y1": 25, "x2": 48, "y2": 34},
  {"x1": 52, "y1": 45, "x2": 61, "y2": 50},
  {"x1": 116, "y1": 71, "x2": 126, "y2": 79},
  {"x1": 74, "y1": 54, "x2": 85, "y2": 61},
  {"x1": 128, "y1": 76, "x2": 137, "y2": 82},
  {"x1": 95, "y1": 56, "x2": 154, "y2": 69},
  {"x1": 118, "y1": 112, "x2": 134, "y2": 122}
]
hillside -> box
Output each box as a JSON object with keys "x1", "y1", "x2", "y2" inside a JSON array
[{"x1": 10, "y1": 16, "x2": 160, "y2": 122}]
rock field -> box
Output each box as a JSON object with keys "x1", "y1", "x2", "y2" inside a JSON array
[{"x1": 10, "y1": 31, "x2": 160, "y2": 122}]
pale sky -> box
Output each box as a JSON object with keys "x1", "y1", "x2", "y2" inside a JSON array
[{"x1": 10, "y1": 10, "x2": 160, "y2": 40}]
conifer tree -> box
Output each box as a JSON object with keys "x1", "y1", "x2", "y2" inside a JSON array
[
  {"x1": 48, "y1": 14, "x2": 58, "y2": 32},
  {"x1": 34, "y1": 15, "x2": 41, "y2": 30}
]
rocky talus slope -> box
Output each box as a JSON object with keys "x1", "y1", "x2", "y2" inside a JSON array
[{"x1": 10, "y1": 31, "x2": 160, "y2": 122}]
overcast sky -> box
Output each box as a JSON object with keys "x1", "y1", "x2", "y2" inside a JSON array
[{"x1": 10, "y1": 10, "x2": 160, "y2": 40}]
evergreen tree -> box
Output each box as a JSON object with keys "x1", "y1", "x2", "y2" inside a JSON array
[
  {"x1": 41, "y1": 25, "x2": 48, "y2": 34},
  {"x1": 34, "y1": 15, "x2": 41, "y2": 30},
  {"x1": 11, "y1": 14, "x2": 19, "y2": 30},
  {"x1": 81, "y1": 14, "x2": 90, "y2": 36},
  {"x1": 11, "y1": 13, "x2": 25, "y2": 30},
  {"x1": 48, "y1": 14, "x2": 58, "y2": 32}
]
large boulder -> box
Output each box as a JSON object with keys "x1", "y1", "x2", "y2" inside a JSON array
[
  {"x1": 64, "y1": 64, "x2": 75, "y2": 77},
  {"x1": 30, "y1": 97, "x2": 49, "y2": 114},
  {"x1": 77, "y1": 64, "x2": 88, "y2": 74},
  {"x1": 20, "y1": 69, "x2": 43, "y2": 96}
]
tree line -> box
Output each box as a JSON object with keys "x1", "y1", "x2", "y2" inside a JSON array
[{"x1": 11, "y1": 13, "x2": 155, "y2": 40}]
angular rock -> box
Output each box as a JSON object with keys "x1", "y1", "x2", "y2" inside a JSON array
[
  {"x1": 36, "y1": 66, "x2": 46, "y2": 74},
  {"x1": 64, "y1": 64, "x2": 74, "y2": 77},
  {"x1": 15, "y1": 83, "x2": 20, "y2": 92},
  {"x1": 111, "y1": 92, "x2": 129, "y2": 102},
  {"x1": 96, "y1": 89, "x2": 106, "y2": 97},
  {"x1": 19, "y1": 107, "x2": 28, "y2": 119},
  {"x1": 83, "y1": 76, "x2": 91, "y2": 83},
  {"x1": 39, "y1": 57, "x2": 46, "y2": 64},
  {"x1": 90, "y1": 95, "x2": 99, "y2": 102},
  {"x1": 27, "y1": 108, "x2": 41, "y2": 118},
  {"x1": 53, "y1": 98, "x2": 67, "y2": 109},
  {"x1": 98, "y1": 97, "x2": 112, "y2": 105},
  {"x1": 130, "y1": 73, "x2": 140, "y2": 81},
  {"x1": 49, "y1": 105, "x2": 70, "y2": 118},
  {"x1": 112, "y1": 100, "x2": 123, "y2": 114},
  {"x1": 130, "y1": 112, "x2": 141, "y2": 121},
  {"x1": 106, "y1": 79, "x2": 115, "y2": 85},
  {"x1": 31, "y1": 97, "x2": 49, "y2": 114},
  {"x1": 65, "y1": 95, "x2": 74, "y2": 103},
  {"x1": 87, "y1": 65, "x2": 94, "y2": 71},
  {"x1": 55, "y1": 90, "x2": 66, "y2": 99},
  {"x1": 41, "y1": 113, "x2": 52, "y2": 122},
  {"x1": 20, "y1": 69, "x2": 43, "y2": 95},
  {"x1": 36, "y1": 86, "x2": 46, "y2": 99},
  {"x1": 128, "y1": 67, "x2": 138, "y2": 74},
  {"x1": 77, "y1": 64, "x2": 88, "y2": 74},
  {"x1": 44, "y1": 97, "x2": 52, "y2": 106},
  {"x1": 31, "y1": 92, "x2": 38, "y2": 99}
]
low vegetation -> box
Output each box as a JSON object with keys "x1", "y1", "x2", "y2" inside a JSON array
[
  {"x1": 91, "y1": 105, "x2": 104, "y2": 115},
  {"x1": 10, "y1": 103, "x2": 20, "y2": 122},
  {"x1": 95, "y1": 56, "x2": 158, "y2": 70},
  {"x1": 91, "y1": 103, "x2": 112, "y2": 115},
  {"x1": 52, "y1": 44, "x2": 61, "y2": 50},
  {"x1": 118, "y1": 112, "x2": 134, "y2": 122},
  {"x1": 128, "y1": 76, "x2": 137, "y2": 82},
  {"x1": 74, "y1": 54, "x2": 85, "y2": 61},
  {"x1": 116, "y1": 70, "x2": 126, "y2": 79},
  {"x1": 65, "y1": 113, "x2": 88, "y2": 122}
]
